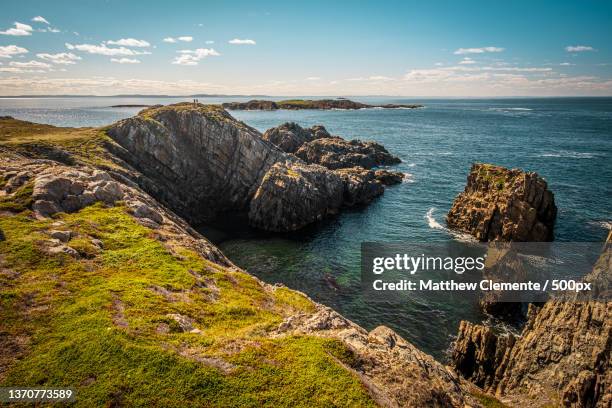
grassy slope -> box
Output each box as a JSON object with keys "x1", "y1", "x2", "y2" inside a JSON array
[{"x1": 0, "y1": 118, "x2": 375, "y2": 407}]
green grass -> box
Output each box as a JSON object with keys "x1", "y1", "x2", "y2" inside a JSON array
[
  {"x1": 470, "y1": 391, "x2": 509, "y2": 408},
  {"x1": 0, "y1": 205, "x2": 374, "y2": 407}
]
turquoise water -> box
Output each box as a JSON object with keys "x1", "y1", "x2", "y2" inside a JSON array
[{"x1": 2, "y1": 97, "x2": 611, "y2": 359}]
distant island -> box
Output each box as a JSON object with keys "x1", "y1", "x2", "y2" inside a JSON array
[{"x1": 222, "y1": 99, "x2": 424, "y2": 110}]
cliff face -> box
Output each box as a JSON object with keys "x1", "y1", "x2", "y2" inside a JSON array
[
  {"x1": 0, "y1": 117, "x2": 485, "y2": 407},
  {"x1": 106, "y1": 104, "x2": 397, "y2": 232},
  {"x1": 447, "y1": 163, "x2": 557, "y2": 241},
  {"x1": 451, "y1": 234, "x2": 611, "y2": 408}
]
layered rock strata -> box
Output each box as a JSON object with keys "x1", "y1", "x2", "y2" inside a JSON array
[
  {"x1": 450, "y1": 232, "x2": 611, "y2": 407},
  {"x1": 106, "y1": 104, "x2": 400, "y2": 232},
  {"x1": 447, "y1": 163, "x2": 557, "y2": 242}
]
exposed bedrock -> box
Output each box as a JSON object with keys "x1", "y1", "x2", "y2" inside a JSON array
[
  {"x1": 450, "y1": 232, "x2": 611, "y2": 408},
  {"x1": 263, "y1": 121, "x2": 402, "y2": 170},
  {"x1": 447, "y1": 163, "x2": 557, "y2": 242},
  {"x1": 106, "y1": 104, "x2": 400, "y2": 232}
]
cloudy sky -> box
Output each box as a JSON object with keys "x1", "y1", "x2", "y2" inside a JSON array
[{"x1": 1, "y1": 0, "x2": 611, "y2": 96}]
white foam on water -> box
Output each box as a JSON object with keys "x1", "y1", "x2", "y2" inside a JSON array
[
  {"x1": 402, "y1": 172, "x2": 415, "y2": 183},
  {"x1": 426, "y1": 208, "x2": 444, "y2": 229},
  {"x1": 408, "y1": 163, "x2": 416, "y2": 167},
  {"x1": 425, "y1": 208, "x2": 477, "y2": 243},
  {"x1": 539, "y1": 150, "x2": 600, "y2": 159}
]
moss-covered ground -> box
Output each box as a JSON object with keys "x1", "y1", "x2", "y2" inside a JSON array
[{"x1": 0, "y1": 178, "x2": 374, "y2": 406}]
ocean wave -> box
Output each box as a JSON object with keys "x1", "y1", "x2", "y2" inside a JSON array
[
  {"x1": 425, "y1": 208, "x2": 476, "y2": 243},
  {"x1": 408, "y1": 163, "x2": 416, "y2": 167},
  {"x1": 589, "y1": 220, "x2": 612, "y2": 230},
  {"x1": 402, "y1": 172, "x2": 415, "y2": 183},
  {"x1": 489, "y1": 107, "x2": 533, "y2": 111},
  {"x1": 538, "y1": 150, "x2": 601, "y2": 159}
]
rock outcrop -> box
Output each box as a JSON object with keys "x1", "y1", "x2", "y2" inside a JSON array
[
  {"x1": 450, "y1": 231, "x2": 611, "y2": 407},
  {"x1": 106, "y1": 104, "x2": 401, "y2": 232},
  {"x1": 447, "y1": 163, "x2": 557, "y2": 242},
  {"x1": 223, "y1": 98, "x2": 423, "y2": 110},
  {"x1": 263, "y1": 122, "x2": 404, "y2": 186},
  {"x1": 295, "y1": 137, "x2": 401, "y2": 170},
  {"x1": 261, "y1": 122, "x2": 330, "y2": 153}
]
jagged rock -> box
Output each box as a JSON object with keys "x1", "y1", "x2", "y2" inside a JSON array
[
  {"x1": 450, "y1": 231, "x2": 611, "y2": 407},
  {"x1": 336, "y1": 167, "x2": 384, "y2": 206},
  {"x1": 447, "y1": 163, "x2": 557, "y2": 241},
  {"x1": 374, "y1": 169, "x2": 404, "y2": 185},
  {"x1": 129, "y1": 201, "x2": 163, "y2": 224},
  {"x1": 275, "y1": 305, "x2": 477, "y2": 407},
  {"x1": 450, "y1": 320, "x2": 515, "y2": 390},
  {"x1": 31, "y1": 168, "x2": 125, "y2": 217},
  {"x1": 248, "y1": 161, "x2": 344, "y2": 232},
  {"x1": 295, "y1": 137, "x2": 401, "y2": 170},
  {"x1": 261, "y1": 122, "x2": 330, "y2": 153},
  {"x1": 107, "y1": 104, "x2": 402, "y2": 232}
]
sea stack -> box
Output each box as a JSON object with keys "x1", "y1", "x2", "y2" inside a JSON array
[{"x1": 447, "y1": 163, "x2": 557, "y2": 242}]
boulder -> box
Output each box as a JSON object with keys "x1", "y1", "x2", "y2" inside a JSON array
[{"x1": 447, "y1": 163, "x2": 557, "y2": 241}]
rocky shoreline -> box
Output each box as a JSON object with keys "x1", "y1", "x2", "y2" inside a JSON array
[
  {"x1": 222, "y1": 98, "x2": 423, "y2": 110},
  {"x1": 0, "y1": 107, "x2": 608, "y2": 407}
]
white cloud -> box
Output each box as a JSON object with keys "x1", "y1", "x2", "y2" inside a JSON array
[
  {"x1": 110, "y1": 57, "x2": 141, "y2": 64},
  {"x1": 37, "y1": 52, "x2": 81, "y2": 65},
  {"x1": 47, "y1": 27, "x2": 61, "y2": 33},
  {"x1": 66, "y1": 42, "x2": 150, "y2": 56},
  {"x1": 559, "y1": 62, "x2": 574, "y2": 66},
  {"x1": 0, "y1": 22, "x2": 34, "y2": 36},
  {"x1": 163, "y1": 36, "x2": 193, "y2": 43},
  {"x1": 0, "y1": 45, "x2": 29, "y2": 58},
  {"x1": 32, "y1": 16, "x2": 50, "y2": 24},
  {"x1": 172, "y1": 48, "x2": 220, "y2": 65},
  {"x1": 229, "y1": 38, "x2": 256, "y2": 45},
  {"x1": 306, "y1": 76, "x2": 320, "y2": 80},
  {"x1": 9, "y1": 60, "x2": 51, "y2": 68},
  {"x1": 368, "y1": 75, "x2": 393, "y2": 80},
  {"x1": 434, "y1": 62, "x2": 444, "y2": 66},
  {"x1": 205, "y1": 40, "x2": 214, "y2": 44},
  {"x1": 565, "y1": 45, "x2": 595, "y2": 52},
  {"x1": 454, "y1": 46, "x2": 504, "y2": 55},
  {"x1": 459, "y1": 57, "x2": 476, "y2": 65},
  {"x1": 107, "y1": 38, "x2": 150, "y2": 47}
]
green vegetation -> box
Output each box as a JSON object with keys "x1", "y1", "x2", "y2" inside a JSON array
[
  {"x1": 476, "y1": 163, "x2": 509, "y2": 191},
  {"x1": 0, "y1": 181, "x2": 33, "y2": 212},
  {"x1": 0, "y1": 117, "x2": 122, "y2": 171},
  {"x1": 0, "y1": 204, "x2": 374, "y2": 407},
  {"x1": 470, "y1": 391, "x2": 510, "y2": 408}
]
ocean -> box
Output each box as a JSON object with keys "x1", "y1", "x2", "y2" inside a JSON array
[{"x1": 1, "y1": 96, "x2": 611, "y2": 359}]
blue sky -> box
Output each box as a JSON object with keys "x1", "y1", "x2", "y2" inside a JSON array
[{"x1": 1, "y1": 0, "x2": 611, "y2": 96}]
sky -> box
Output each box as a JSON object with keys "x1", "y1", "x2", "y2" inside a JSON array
[{"x1": 1, "y1": 0, "x2": 611, "y2": 96}]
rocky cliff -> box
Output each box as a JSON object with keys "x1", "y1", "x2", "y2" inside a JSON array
[
  {"x1": 222, "y1": 98, "x2": 423, "y2": 110},
  {"x1": 447, "y1": 163, "x2": 557, "y2": 241},
  {"x1": 106, "y1": 104, "x2": 400, "y2": 232},
  {"x1": 0, "y1": 116, "x2": 487, "y2": 407},
  {"x1": 450, "y1": 234, "x2": 611, "y2": 407}
]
